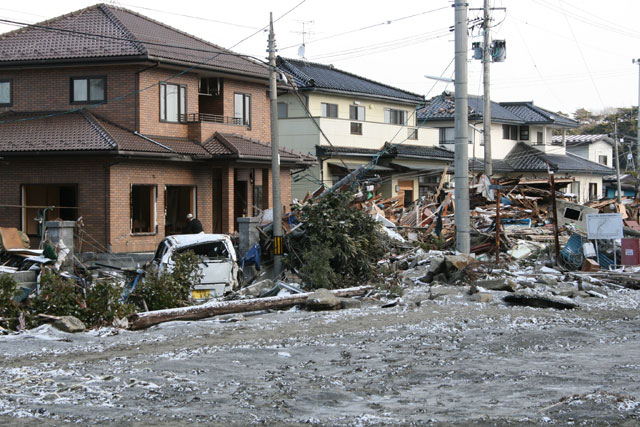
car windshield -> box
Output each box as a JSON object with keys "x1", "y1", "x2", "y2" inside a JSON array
[
  {"x1": 154, "y1": 240, "x2": 171, "y2": 261},
  {"x1": 177, "y1": 241, "x2": 230, "y2": 259}
]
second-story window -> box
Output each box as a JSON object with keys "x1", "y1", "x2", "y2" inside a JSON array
[
  {"x1": 349, "y1": 105, "x2": 365, "y2": 121},
  {"x1": 160, "y1": 83, "x2": 187, "y2": 122},
  {"x1": 0, "y1": 79, "x2": 12, "y2": 106},
  {"x1": 502, "y1": 124, "x2": 518, "y2": 140},
  {"x1": 519, "y1": 125, "x2": 529, "y2": 140},
  {"x1": 71, "y1": 77, "x2": 105, "y2": 103},
  {"x1": 234, "y1": 93, "x2": 251, "y2": 126},
  {"x1": 277, "y1": 102, "x2": 288, "y2": 119},
  {"x1": 321, "y1": 103, "x2": 338, "y2": 118},
  {"x1": 384, "y1": 108, "x2": 407, "y2": 125}
]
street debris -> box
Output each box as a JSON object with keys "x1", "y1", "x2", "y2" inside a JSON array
[{"x1": 3, "y1": 172, "x2": 640, "y2": 333}]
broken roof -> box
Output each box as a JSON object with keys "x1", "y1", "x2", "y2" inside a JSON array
[
  {"x1": 0, "y1": 4, "x2": 268, "y2": 78},
  {"x1": 276, "y1": 57, "x2": 424, "y2": 104},
  {"x1": 316, "y1": 144, "x2": 454, "y2": 162},
  {"x1": 0, "y1": 111, "x2": 315, "y2": 166},
  {"x1": 471, "y1": 142, "x2": 614, "y2": 175},
  {"x1": 418, "y1": 92, "x2": 578, "y2": 128}
]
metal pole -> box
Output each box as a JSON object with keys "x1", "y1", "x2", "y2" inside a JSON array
[
  {"x1": 614, "y1": 120, "x2": 623, "y2": 204},
  {"x1": 483, "y1": 0, "x2": 492, "y2": 177},
  {"x1": 549, "y1": 170, "x2": 560, "y2": 264},
  {"x1": 268, "y1": 13, "x2": 283, "y2": 274},
  {"x1": 454, "y1": 1, "x2": 471, "y2": 254}
]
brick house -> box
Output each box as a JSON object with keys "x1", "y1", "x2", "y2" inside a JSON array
[{"x1": 0, "y1": 4, "x2": 313, "y2": 253}]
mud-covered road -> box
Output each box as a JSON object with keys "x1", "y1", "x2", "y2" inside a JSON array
[{"x1": 1, "y1": 283, "x2": 640, "y2": 426}]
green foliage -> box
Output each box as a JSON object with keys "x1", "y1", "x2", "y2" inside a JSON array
[
  {"x1": 83, "y1": 280, "x2": 136, "y2": 327},
  {"x1": 132, "y1": 250, "x2": 203, "y2": 311},
  {"x1": 0, "y1": 274, "x2": 22, "y2": 330},
  {"x1": 286, "y1": 192, "x2": 386, "y2": 289},
  {"x1": 31, "y1": 271, "x2": 86, "y2": 320}
]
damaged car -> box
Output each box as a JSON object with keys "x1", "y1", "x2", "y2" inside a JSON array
[{"x1": 152, "y1": 234, "x2": 243, "y2": 300}]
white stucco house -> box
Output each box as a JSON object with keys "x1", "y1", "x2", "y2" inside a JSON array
[
  {"x1": 276, "y1": 57, "x2": 453, "y2": 203},
  {"x1": 418, "y1": 92, "x2": 614, "y2": 203}
]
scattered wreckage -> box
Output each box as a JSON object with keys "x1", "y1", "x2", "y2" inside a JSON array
[{"x1": 3, "y1": 170, "x2": 640, "y2": 332}]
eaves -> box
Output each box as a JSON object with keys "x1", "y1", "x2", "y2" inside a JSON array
[{"x1": 297, "y1": 87, "x2": 423, "y2": 106}]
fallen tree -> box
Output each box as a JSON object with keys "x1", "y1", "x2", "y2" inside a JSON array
[{"x1": 127, "y1": 285, "x2": 372, "y2": 330}]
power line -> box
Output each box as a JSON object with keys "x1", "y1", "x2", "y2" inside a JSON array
[
  {"x1": 0, "y1": 1, "x2": 307, "y2": 125},
  {"x1": 280, "y1": 6, "x2": 449, "y2": 51}
]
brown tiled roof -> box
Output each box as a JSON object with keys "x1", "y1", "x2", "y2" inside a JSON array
[
  {"x1": 0, "y1": 111, "x2": 117, "y2": 152},
  {"x1": 0, "y1": 4, "x2": 269, "y2": 78},
  {"x1": 0, "y1": 111, "x2": 203, "y2": 156},
  {"x1": 203, "y1": 133, "x2": 316, "y2": 165}
]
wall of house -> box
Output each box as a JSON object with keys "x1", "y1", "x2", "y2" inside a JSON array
[
  {"x1": 0, "y1": 65, "x2": 138, "y2": 129},
  {"x1": 567, "y1": 145, "x2": 589, "y2": 160},
  {"x1": 278, "y1": 92, "x2": 436, "y2": 150},
  {"x1": 108, "y1": 160, "x2": 213, "y2": 253},
  {"x1": 588, "y1": 140, "x2": 613, "y2": 166},
  {"x1": 0, "y1": 156, "x2": 108, "y2": 250},
  {"x1": 138, "y1": 69, "x2": 271, "y2": 142}
]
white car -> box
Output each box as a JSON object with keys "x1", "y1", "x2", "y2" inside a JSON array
[{"x1": 152, "y1": 234, "x2": 242, "y2": 300}]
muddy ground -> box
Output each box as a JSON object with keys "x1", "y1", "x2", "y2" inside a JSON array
[{"x1": 1, "y1": 278, "x2": 640, "y2": 426}]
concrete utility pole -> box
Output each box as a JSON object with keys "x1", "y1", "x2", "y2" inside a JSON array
[
  {"x1": 635, "y1": 58, "x2": 640, "y2": 171},
  {"x1": 614, "y1": 120, "x2": 623, "y2": 204},
  {"x1": 454, "y1": 1, "x2": 471, "y2": 254},
  {"x1": 268, "y1": 13, "x2": 283, "y2": 274},
  {"x1": 482, "y1": 0, "x2": 492, "y2": 177}
]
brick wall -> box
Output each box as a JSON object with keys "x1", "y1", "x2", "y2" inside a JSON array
[
  {"x1": 0, "y1": 156, "x2": 108, "y2": 250},
  {"x1": 0, "y1": 65, "x2": 138, "y2": 129},
  {"x1": 109, "y1": 160, "x2": 213, "y2": 253}
]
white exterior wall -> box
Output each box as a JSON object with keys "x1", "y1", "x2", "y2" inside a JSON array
[
  {"x1": 588, "y1": 140, "x2": 613, "y2": 166},
  {"x1": 278, "y1": 92, "x2": 445, "y2": 201}
]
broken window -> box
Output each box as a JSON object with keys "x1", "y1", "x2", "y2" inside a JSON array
[
  {"x1": 234, "y1": 93, "x2": 251, "y2": 126},
  {"x1": 71, "y1": 77, "x2": 105, "y2": 103},
  {"x1": 160, "y1": 83, "x2": 187, "y2": 122},
  {"x1": 164, "y1": 185, "x2": 196, "y2": 235},
  {"x1": 0, "y1": 79, "x2": 12, "y2": 106},
  {"x1": 131, "y1": 185, "x2": 156, "y2": 234},
  {"x1": 21, "y1": 184, "x2": 77, "y2": 236}
]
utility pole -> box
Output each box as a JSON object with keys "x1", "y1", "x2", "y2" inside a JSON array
[
  {"x1": 454, "y1": 1, "x2": 470, "y2": 254},
  {"x1": 268, "y1": 13, "x2": 283, "y2": 274},
  {"x1": 634, "y1": 58, "x2": 640, "y2": 171},
  {"x1": 614, "y1": 120, "x2": 623, "y2": 204},
  {"x1": 482, "y1": 0, "x2": 492, "y2": 177}
]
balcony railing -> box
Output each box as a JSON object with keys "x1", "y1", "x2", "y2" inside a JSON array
[{"x1": 181, "y1": 113, "x2": 245, "y2": 126}]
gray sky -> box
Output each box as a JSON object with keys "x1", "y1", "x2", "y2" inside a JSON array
[{"x1": 1, "y1": 0, "x2": 638, "y2": 116}]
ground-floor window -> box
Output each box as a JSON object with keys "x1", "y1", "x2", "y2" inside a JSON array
[
  {"x1": 589, "y1": 183, "x2": 598, "y2": 200},
  {"x1": 165, "y1": 185, "x2": 196, "y2": 235},
  {"x1": 131, "y1": 184, "x2": 156, "y2": 234},
  {"x1": 21, "y1": 184, "x2": 78, "y2": 236}
]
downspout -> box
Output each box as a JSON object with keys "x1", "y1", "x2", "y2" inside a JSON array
[{"x1": 134, "y1": 62, "x2": 160, "y2": 133}]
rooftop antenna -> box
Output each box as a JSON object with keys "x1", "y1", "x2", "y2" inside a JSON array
[{"x1": 293, "y1": 20, "x2": 314, "y2": 59}]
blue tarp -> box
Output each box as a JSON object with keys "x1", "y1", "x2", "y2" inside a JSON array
[{"x1": 241, "y1": 243, "x2": 261, "y2": 271}]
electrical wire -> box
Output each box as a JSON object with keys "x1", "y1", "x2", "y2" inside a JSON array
[
  {"x1": 279, "y1": 5, "x2": 450, "y2": 51},
  {"x1": 0, "y1": 0, "x2": 307, "y2": 124}
]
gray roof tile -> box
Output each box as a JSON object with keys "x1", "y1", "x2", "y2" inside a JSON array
[{"x1": 277, "y1": 57, "x2": 423, "y2": 103}]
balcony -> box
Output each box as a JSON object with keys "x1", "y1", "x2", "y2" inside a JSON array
[
  {"x1": 181, "y1": 113, "x2": 244, "y2": 125},
  {"x1": 183, "y1": 113, "x2": 249, "y2": 143}
]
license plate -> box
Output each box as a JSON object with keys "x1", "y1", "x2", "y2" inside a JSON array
[{"x1": 192, "y1": 289, "x2": 210, "y2": 299}]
